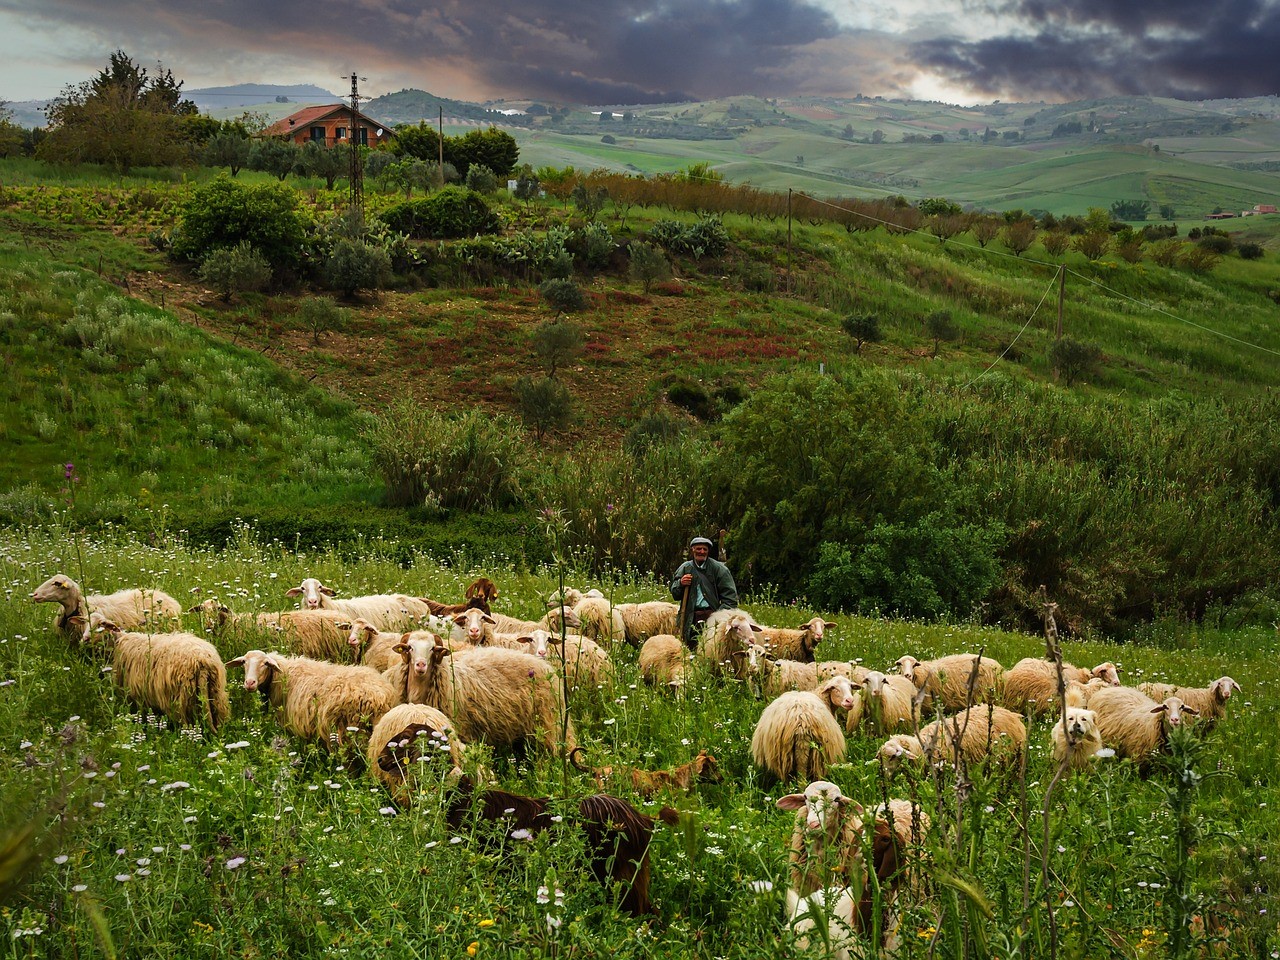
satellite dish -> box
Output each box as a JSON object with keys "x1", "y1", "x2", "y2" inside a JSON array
[{"x1": 376, "y1": 128, "x2": 384, "y2": 137}]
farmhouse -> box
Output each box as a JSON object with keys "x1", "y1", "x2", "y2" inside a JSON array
[{"x1": 260, "y1": 104, "x2": 393, "y2": 148}]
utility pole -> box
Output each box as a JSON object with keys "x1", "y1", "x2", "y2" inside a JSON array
[
  {"x1": 438, "y1": 106, "x2": 444, "y2": 172},
  {"x1": 344, "y1": 72, "x2": 366, "y2": 219},
  {"x1": 1055, "y1": 265, "x2": 1065, "y2": 340},
  {"x1": 786, "y1": 188, "x2": 793, "y2": 294}
]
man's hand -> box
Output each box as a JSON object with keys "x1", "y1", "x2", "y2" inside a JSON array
[{"x1": 680, "y1": 573, "x2": 693, "y2": 586}]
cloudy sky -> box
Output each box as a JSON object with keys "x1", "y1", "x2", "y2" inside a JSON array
[{"x1": 2, "y1": 0, "x2": 1279, "y2": 106}]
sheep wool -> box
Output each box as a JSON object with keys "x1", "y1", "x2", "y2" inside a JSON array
[
  {"x1": 1088, "y1": 686, "x2": 1196, "y2": 765},
  {"x1": 32, "y1": 574, "x2": 181, "y2": 643},
  {"x1": 699, "y1": 608, "x2": 764, "y2": 679},
  {"x1": 1002, "y1": 658, "x2": 1120, "y2": 716},
  {"x1": 756, "y1": 616, "x2": 834, "y2": 663},
  {"x1": 368, "y1": 703, "x2": 464, "y2": 807},
  {"x1": 1137, "y1": 676, "x2": 1240, "y2": 729},
  {"x1": 614, "y1": 600, "x2": 680, "y2": 647},
  {"x1": 638, "y1": 634, "x2": 689, "y2": 689},
  {"x1": 896, "y1": 653, "x2": 1004, "y2": 711},
  {"x1": 750, "y1": 689, "x2": 847, "y2": 783},
  {"x1": 96, "y1": 619, "x2": 229, "y2": 730}
]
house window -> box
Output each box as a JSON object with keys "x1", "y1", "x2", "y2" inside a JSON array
[
  {"x1": 355, "y1": 127, "x2": 369, "y2": 146},
  {"x1": 309, "y1": 126, "x2": 325, "y2": 143},
  {"x1": 335, "y1": 127, "x2": 347, "y2": 140}
]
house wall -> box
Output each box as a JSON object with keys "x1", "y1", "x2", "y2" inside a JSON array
[{"x1": 278, "y1": 118, "x2": 390, "y2": 148}]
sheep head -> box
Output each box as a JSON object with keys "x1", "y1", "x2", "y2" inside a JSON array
[
  {"x1": 31, "y1": 575, "x2": 80, "y2": 610},
  {"x1": 1209, "y1": 676, "x2": 1241, "y2": 703},
  {"x1": 894, "y1": 655, "x2": 921, "y2": 681},
  {"x1": 1151, "y1": 696, "x2": 1197, "y2": 730},
  {"x1": 286, "y1": 577, "x2": 335, "y2": 609},
  {"x1": 1090, "y1": 662, "x2": 1121, "y2": 686},
  {"x1": 453, "y1": 608, "x2": 496, "y2": 644},
  {"x1": 226, "y1": 650, "x2": 283, "y2": 693},
  {"x1": 346, "y1": 619, "x2": 379, "y2": 651},
  {"x1": 777, "y1": 780, "x2": 863, "y2": 833},
  {"x1": 817, "y1": 675, "x2": 857, "y2": 713},
  {"x1": 876, "y1": 735, "x2": 924, "y2": 776}
]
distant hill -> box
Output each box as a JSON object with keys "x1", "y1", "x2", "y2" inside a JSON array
[
  {"x1": 366, "y1": 88, "x2": 534, "y2": 127},
  {"x1": 5, "y1": 100, "x2": 48, "y2": 129},
  {"x1": 184, "y1": 83, "x2": 339, "y2": 111}
]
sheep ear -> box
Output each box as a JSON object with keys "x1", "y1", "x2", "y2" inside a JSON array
[
  {"x1": 822, "y1": 620, "x2": 836, "y2": 629},
  {"x1": 67, "y1": 615, "x2": 87, "y2": 628},
  {"x1": 433, "y1": 646, "x2": 451, "y2": 662},
  {"x1": 336, "y1": 621, "x2": 351, "y2": 630},
  {"x1": 517, "y1": 635, "x2": 533, "y2": 645},
  {"x1": 837, "y1": 797, "x2": 864, "y2": 815},
  {"x1": 285, "y1": 587, "x2": 303, "y2": 597},
  {"x1": 263, "y1": 655, "x2": 283, "y2": 671},
  {"x1": 775, "y1": 794, "x2": 807, "y2": 811},
  {"x1": 1150, "y1": 704, "x2": 1167, "y2": 713},
  {"x1": 392, "y1": 643, "x2": 410, "y2": 657},
  {"x1": 320, "y1": 586, "x2": 337, "y2": 596},
  {"x1": 452, "y1": 613, "x2": 467, "y2": 625},
  {"x1": 749, "y1": 623, "x2": 763, "y2": 633},
  {"x1": 1183, "y1": 704, "x2": 1199, "y2": 715},
  {"x1": 225, "y1": 656, "x2": 245, "y2": 669},
  {"x1": 482, "y1": 613, "x2": 496, "y2": 625}
]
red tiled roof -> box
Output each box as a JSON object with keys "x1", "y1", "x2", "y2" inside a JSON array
[{"x1": 260, "y1": 104, "x2": 387, "y2": 137}]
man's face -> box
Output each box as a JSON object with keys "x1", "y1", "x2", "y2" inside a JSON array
[{"x1": 692, "y1": 544, "x2": 710, "y2": 562}]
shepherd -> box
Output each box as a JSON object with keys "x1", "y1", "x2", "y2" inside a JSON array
[{"x1": 670, "y1": 536, "x2": 739, "y2": 650}]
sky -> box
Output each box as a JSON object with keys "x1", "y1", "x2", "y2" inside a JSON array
[{"x1": 2, "y1": 0, "x2": 1280, "y2": 107}]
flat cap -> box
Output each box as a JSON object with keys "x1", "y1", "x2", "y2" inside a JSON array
[{"x1": 689, "y1": 536, "x2": 714, "y2": 548}]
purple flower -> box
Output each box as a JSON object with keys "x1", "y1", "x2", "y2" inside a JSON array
[
  {"x1": 605, "y1": 503, "x2": 615, "y2": 512},
  {"x1": 64, "y1": 462, "x2": 74, "y2": 479}
]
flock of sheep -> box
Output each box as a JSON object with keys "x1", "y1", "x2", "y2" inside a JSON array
[{"x1": 28, "y1": 572, "x2": 1241, "y2": 950}]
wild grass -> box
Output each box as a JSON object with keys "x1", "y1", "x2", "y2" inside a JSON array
[{"x1": 1, "y1": 527, "x2": 1276, "y2": 957}]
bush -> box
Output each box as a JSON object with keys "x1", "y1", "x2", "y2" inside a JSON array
[
  {"x1": 666, "y1": 378, "x2": 714, "y2": 420},
  {"x1": 623, "y1": 410, "x2": 685, "y2": 457},
  {"x1": 806, "y1": 514, "x2": 1005, "y2": 620},
  {"x1": 1048, "y1": 336, "x2": 1103, "y2": 386},
  {"x1": 296, "y1": 296, "x2": 346, "y2": 344},
  {"x1": 365, "y1": 404, "x2": 527, "y2": 511},
  {"x1": 646, "y1": 217, "x2": 730, "y2": 257},
  {"x1": 840, "y1": 313, "x2": 882, "y2": 352},
  {"x1": 538, "y1": 277, "x2": 587, "y2": 316},
  {"x1": 1197, "y1": 234, "x2": 1234, "y2": 254},
  {"x1": 531, "y1": 319, "x2": 584, "y2": 378},
  {"x1": 379, "y1": 187, "x2": 500, "y2": 239},
  {"x1": 322, "y1": 238, "x2": 391, "y2": 297},
  {"x1": 197, "y1": 241, "x2": 272, "y2": 302},
  {"x1": 923, "y1": 310, "x2": 957, "y2": 356},
  {"x1": 172, "y1": 175, "x2": 311, "y2": 272},
  {"x1": 574, "y1": 221, "x2": 615, "y2": 269},
  {"x1": 464, "y1": 163, "x2": 498, "y2": 194},
  {"x1": 513, "y1": 376, "x2": 574, "y2": 440},
  {"x1": 1238, "y1": 242, "x2": 1265, "y2": 260},
  {"x1": 628, "y1": 241, "x2": 671, "y2": 293}
]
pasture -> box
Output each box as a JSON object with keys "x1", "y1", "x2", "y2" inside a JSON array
[{"x1": 2, "y1": 526, "x2": 1276, "y2": 957}]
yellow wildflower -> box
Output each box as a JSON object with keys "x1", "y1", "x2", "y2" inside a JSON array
[
  {"x1": 478, "y1": 919, "x2": 495, "y2": 928},
  {"x1": 467, "y1": 942, "x2": 479, "y2": 957}
]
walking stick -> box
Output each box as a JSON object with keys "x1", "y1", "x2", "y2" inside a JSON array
[{"x1": 675, "y1": 577, "x2": 693, "y2": 646}]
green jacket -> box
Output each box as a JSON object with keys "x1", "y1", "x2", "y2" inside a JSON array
[{"x1": 670, "y1": 557, "x2": 738, "y2": 611}]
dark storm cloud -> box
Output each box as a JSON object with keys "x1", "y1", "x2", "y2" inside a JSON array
[
  {"x1": 2, "y1": 0, "x2": 845, "y2": 103},
  {"x1": 917, "y1": 0, "x2": 1280, "y2": 100}
]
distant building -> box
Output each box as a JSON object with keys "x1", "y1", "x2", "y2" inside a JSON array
[
  {"x1": 1205, "y1": 212, "x2": 1237, "y2": 220},
  {"x1": 260, "y1": 104, "x2": 392, "y2": 148},
  {"x1": 1254, "y1": 203, "x2": 1277, "y2": 214}
]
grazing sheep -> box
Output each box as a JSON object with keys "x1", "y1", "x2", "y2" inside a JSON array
[
  {"x1": 818, "y1": 661, "x2": 872, "y2": 685},
  {"x1": 32, "y1": 574, "x2": 181, "y2": 643},
  {"x1": 571, "y1": 747, "x2": 722, "y2": 798},
  {"x1": 226, "y1": 650, "x2": 397, "y2": 751},
  {"x1": 614, "y1": 601, "x2": 681, "y2": 647},
  {"x1": 459, "y1": 607, "x2": 578, "y2": 647},
  {"x1": 699, "y1": 608, "x2": 764, "y2": 678},
  {"x1": 1088, "y1": 687, "x2": 1197, "y2": 767},
  {"x1": 571, "y1": 596, "x2": 628, "y2": 648},
  {"x1": 743, "y1": 643, "x2": 818, "y2": 696},
  {"x1": 190, "y1": 601, "x2": 355, "y2": 661},
  {"x1": 855, "y1": 671, "x2": 925, "y2": 736},
  {"x1": 444, "y1": 776, "x2": 678, "y2": 917},
  {"x1": 1050, "y1": 707, "x2": 1103, "y2": 770},
  {"x1": 758, "y1": 616, "x2": 834, "y2": 663},
  {"x1": 346, "y1": 619, "x2": 461, "y2": 672},
  {"x1": 285, "y1": 577, "x2": 433, "y2": 628},
  {"x1": 895, "y1": 654, "x2": 1004, "y2": 711},
  {"x1": 638, "y1": 634, "x2": 689, "y2": 689},
  {"x1": 368, "y1": 703, "x2": 464, "y2": 807},
  {"x1": 1137, "y1": 677, "x2": 1240, "y2": 729},
  {"x1": 517, "y1": 628, "x2": 614, "y2": 691},
  {"x1": 545, "y1": 586, "x2": 602, "y2": 609},
  {"x1": 388, "y1": 637, "x2": 577, "y2": 755},
  {"x1": 876, "y1": 706, "x2": 1026, "y2": 775},
  {"x1": 750, "y1": 683, "x2": 851, "y2": 784},
  {"x1": 1002, "y1": 658, "x2": 1120, "y2": 716},
  {"x1": 91, "y1": 617, "x2": 229, "y2": 730}
]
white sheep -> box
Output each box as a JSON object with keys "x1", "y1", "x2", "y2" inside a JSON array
[
  {"x1": 1088, "y1": 686, "x2": 1197, "y2": 767},
  {"x1": 570, "y1": 596, "x2": 628, "y2": 648},
  {"x1": 757, "y1": 616, "x2": 834, "y2": 663},
  {"x1": 544, "y1": 587, "x2": 602, "y2": 609},
  {"x1": 1050, "y1": 706, "x2": 1103, "y2": 770},
  {"x1": 614, "y1": 600, "x2": 680, "y2": 647},
  {"x1": 92, "y1": 616, "x2": 229, "y2": 730},
  {"x1": 345, "y1": 618, "x2": 461, "y2": 672},
  {"x1": 456, "y1": 607, "x2": 578, "y2": 648},
  {"x1": 876, "y1": 706, "x2": 1026, "y2": 776},
  {"x1": 1137, "y1": 677, "x2": 1240, "y2": 729},
  {"x1": 744, "y1": 643, "x2": 818, "y2": 696},
  {"x1": 285, "y1": 577, "x2": 434, "y2": 628},
  {"x1": 1001, "y1": 658, "x2": 1120, "y2": 716},
  {"x1": 387, "y1": 636, "x2": 577, "y2": 755},
  {"x1": 698, "y1": 608, "x2": 764, "y2": 678},
  {"x1": 895, "y1": 653, "x2": 1004, "y2": 711},
  {"x1": 32, "y1": 574, "x2": 181, "y2": 643},
  {"x1": 226, "y1": 650, "x2": 397, "y2": 751},
  {"x1": 368, "y1": 703, "x2": 465, "y2": 807},
  {"x1": 189, "y1": 601, "x2": 359, "y2": 662},
  {"x1": 638, "y1": 634, "x2": 689, "y2": 689},
  {"x1": 750, "y1": 680, "x2": 853, "y2": 783},
  {"x1": 517, "y1": 628, "x2": 615, "y2": 692},
  {"x1": 854, "y1": 671, "x2": 925, "y2": 736},
  {"x1": 818, "y1": 661, "x2": 872, "y2": 685}
]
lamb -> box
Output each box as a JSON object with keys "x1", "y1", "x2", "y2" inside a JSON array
[
  {"x1": 1137, "y1": 677, "x2": 1240, "y2": 729},
  {"x1": 444, "y1": 776, "x2": 678, "y2": 917},
  {"x1": 614, "y1": 600, "x2": 680, "y2": 647},
  {"x1": 571, "y1": 747, "x2": 722, "y2": 798},
  {"x1": 285, "y1": 577, "x2": 434, "y2": 628},
  {"x1": 388, "y1": 637, "x2": 577, "y2": 755},
  {"x1": 32, "y1": 574, "x2": 181, "y2": 643},
  {"x1": 90, "y1": 616, "x2": 229, "y2": 730},
  {"x1": 638, "y1": 634, "x2": 689, "y2": 689},
  {"x1": 895, "y1": 654, "x2": 1004, "y2": 711},
  {"x1": 1088, "y1": 686, "x2": 1198, "y2": 767},
  {"x1": 854, "y1": 671, "x2": 925, "y2": 736},
  {"x1": 368, "y1": 703, "x2": 465, "y2": 807},
  {"x1": 1050, "y1": 706, "x2": 1103, "y2": 770},
  {"x1": 1001, "y1": 658, "x2": 1120, "y2": 716},
  {"x1": 749, "y1": 679, "x2": 855, "y2": 783},
  {"x1": 226, "y1": 650, "x2": 397, "y2": 751},
  {"x1": 698, "y1": 608, "x2": 764, "y2": 678},
  {"x1": 757, "y1": 616, "x2": 835, "y2": 663},
  {"x1": 876, "y1": 706, "x2": 1026, "y2": 776},
  {"x1": 518, "y1": 628, "x2": 615, "y2": 691},
  {"x1": 777, "y1": 781, "x2": 931, "y2": 914}
]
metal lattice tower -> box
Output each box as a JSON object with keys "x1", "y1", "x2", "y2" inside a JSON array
[{"x1": 345, "y1": 72, "x2": 365, "y2": 218}]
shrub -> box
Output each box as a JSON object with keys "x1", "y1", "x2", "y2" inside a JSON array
[
  {"x1": 538, "y1": 277, "x2": 587, "y2": 316},
  {"x1": 1197, "y1": 234, "x2": 1233, "y2": 254},
  {"x1": 1180, "y1": 245, "x2": 1222, "y2": 274},
  {"x1": 197, "y1": 241, "x2": 272, "y2": 302},
  {"x1": 840, "y1": 313, "x2": 882, "y2": 352},
  {"x1": 464, "y1": 163, "x2": 498, "y2": 194},
  {"x1": 365, "y1": 403, "x2": 527, "y2": 512},
  {"x1": 378, "y1": 187, "x2": 500, "y2": 239},
  {"x1": 574, "y1": 221, "x2": 615, "y2": 269},
  {"x1": 172, "y1": 175, "x2": 311, "y2": 272},
  {"x1": 513, "y1": 376, "x2": 574, "y2": 440},
  {"x1": 296, "y1": 296, "x2": 346, "y2": 344},
  {"x1": 322, "y1": 237, "x2": 391, "y2": 297},
  {"x1": 623, "y1": 410, "x2": 685, "y2": 457},
  {"x1": 531, "y1": 319, "x2": 584, "y2": 378},
  {"x1": 923, "y1": 310, "x2": 957, "y2": 356},
  {"x1": 1041, "y1": 231, "x2": 1071, "y2": 258},
  {"x1": 646, "y1": 217, "x2": 729, "y2": 257},
  {"x1": 628, "y1": 241, "x2": 671, "y2": 293},
  {"x1": 1048, "y1": 336, "x2": 1103, "y2": 386},
  {"x1": 666, "y1": 377, "x2": 714, "y2": 420},
  {"x1": 806, "y1": 514, "x2": 1005, "y2": 620},
  {"x1": 1238, "y1": 242, "x2": 1265, "y2": 260}
]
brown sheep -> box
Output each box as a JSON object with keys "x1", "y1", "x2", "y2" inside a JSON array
[
  {"x1": 570, "y1": 748, "x2": 722, "y2": 798},
  {"x1": 1002, "y1": 658, "x2": 1120, "y2": 716}
]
